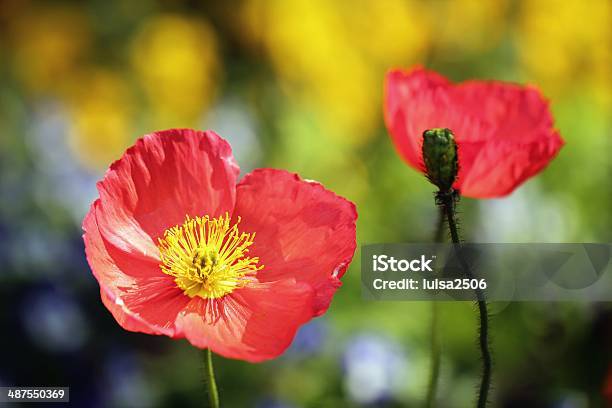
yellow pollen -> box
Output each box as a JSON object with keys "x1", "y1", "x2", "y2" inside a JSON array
[{"x1": 157, "y1": 213, "x2": 262, "y2": 299}]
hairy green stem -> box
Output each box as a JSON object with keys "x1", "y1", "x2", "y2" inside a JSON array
[
  {"x1": 425, "y1": 206, "x2": 445, "y2": 407},
  {"x1": 439, "y1": 191, "x2": 491, "y2": 408},
  {"x1": 425, "y1": 299, "x2": 441, "y2": 408},
  {"x1": 204, "y1": 349, "x2": 220, "y2": 408},
  {"x1": 434, "y1": 205, "x2": 446, "y2": 243}
]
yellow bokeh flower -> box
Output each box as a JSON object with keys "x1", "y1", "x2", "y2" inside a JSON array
[
  {"x1": 130, "y1": 14, "x2": 221, "y2": 128},
  {"x1": 239, "y1": 0, "x2": 428, "y2": 145},
  {"x1": 425, "y1": 0, "x2": 509, "y2": 55},
  {"x1": 65, "y1": 69, "x2": 135, "y2": 170},
  {"x1": 8, "y1": 5, "x2": 91, "y2": 95},
  {"x1": 517, "y1": 0, "x2": 611, "y2": 108}
]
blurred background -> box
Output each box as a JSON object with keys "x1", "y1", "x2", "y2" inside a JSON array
[{"x1": 0, "y1": 0, "x2": 611, "y2": 407}]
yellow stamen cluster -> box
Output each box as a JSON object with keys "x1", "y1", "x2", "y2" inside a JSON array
[{"x1": 157, "y1": 213, "x2": 262, "y2": 299}]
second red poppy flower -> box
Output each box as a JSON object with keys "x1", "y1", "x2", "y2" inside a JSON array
[{"x1": 384, "y1": 67, "x2": 564, "y2": 198}]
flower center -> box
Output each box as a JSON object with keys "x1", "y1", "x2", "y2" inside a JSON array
[{"x1": 157, "y1": 213, "x2": 262, "y2": 299}]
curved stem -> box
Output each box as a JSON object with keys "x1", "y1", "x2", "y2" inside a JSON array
[
  {"x1": 439, "y1": 191, "x2": 491, "y2": 408},
  {"x1": 475, "y1": 297, "x2": 492, "y2": 408},
  {"x1": 204, "y1": 349, "x2": 220, "y2": 408}
]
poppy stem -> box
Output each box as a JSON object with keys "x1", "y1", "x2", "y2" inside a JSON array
[
  {"x1": 425, "y1": 207, "x2": 445, "y2": 408},
  {"x1": 204, "y1": 349, "x2": 220, "y2": 408},
  {"x1": 437, "y1": 190, "x2": 491, "y2": 408},
  {"x1": 425, "y1": 300, "x2": 441, "y2": 408},
  {"x1": 434, "y1": 205, "x2": 446, "y2": 243}
]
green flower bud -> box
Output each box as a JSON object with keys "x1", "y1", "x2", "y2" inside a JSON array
[{"x1": 422, "y1": 128, "x2": 458, "y2": 192}]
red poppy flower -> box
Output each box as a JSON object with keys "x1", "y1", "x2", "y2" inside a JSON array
[
  {"x1": 384, "y1": 67, "x2": 564, "y2": 198},
  {"x1": 83, "y1": 129, "x2": 357, "y2": 362}
]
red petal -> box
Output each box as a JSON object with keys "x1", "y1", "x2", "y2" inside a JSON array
[
  {"x1": 384, "y1": 67, "x2": 452, "y2": 171},
  {"x1": 174, "y1": 279, "x2": 314, "y2": 362},
  {"x1": 83, "y1": 129, "x2": 239, "y2": 335},
  {"x1": 459, "y1": 129, "x2": 564, "y2": 197},
  {"x1": 83, "y1": 203, "x2": 188, "y2": 336},
  {"x1": 384, "y1": 68, "x2": 564, "y2": 198},
  {"x1": 452, "y1": 82, "x2": 564, "y2": 197},
  {"x1": 95, "y1": 129, "x2": 239, "y2": 257},
  {"x1": 452, "y1": 82, "x2": 555, "y2": 138},
  {"x1": 233, "y1": 169, "x2": 357, "y2": 316}
]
